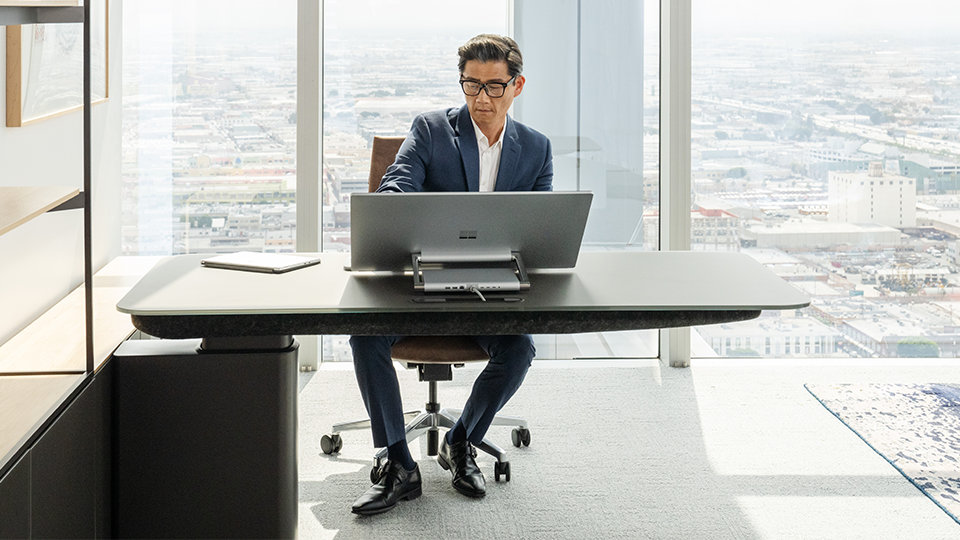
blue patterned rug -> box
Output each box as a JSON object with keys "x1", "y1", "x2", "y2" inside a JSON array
[{"x1": 806, "y1": 383, "x2": 960, "y2": 525}]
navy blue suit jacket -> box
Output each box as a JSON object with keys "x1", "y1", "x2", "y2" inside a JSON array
[{"x1": 377, "y1": 104, "x2": 553, "y2": 193}]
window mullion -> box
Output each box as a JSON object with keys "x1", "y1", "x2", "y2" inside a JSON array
[
  {"x1": 296, "y1": 0, "x2": 321, "y2": 253},
  {"x1": 297, "y1": 0, "x2": 322, "y2": 370},
  {"x1": 659, "y1": 0, "x2": 692, "y2": 367}
]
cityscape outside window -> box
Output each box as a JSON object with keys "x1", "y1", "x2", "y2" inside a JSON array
[
  {"x1": 122, "y1": 1, "x2": 297, "y2": 255},
  {"x1": 691, "y1": 1, "x2": 960, "y2": 358}
]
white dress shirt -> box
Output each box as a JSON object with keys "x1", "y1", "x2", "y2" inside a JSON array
[{"x1": 471, "y1": 116, "x2": 505, "y2": 192}]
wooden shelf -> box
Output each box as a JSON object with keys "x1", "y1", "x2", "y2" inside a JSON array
[
  {"x1": 0, "y1": 0, "x2": 92, "y2": 477},
  {"x1": 0, "y1": 3, "x2": 82, "y2": 25},
  {"x1": 0, "y1": 1, "x2": 80, "y2": 5},
  {"x1": 0, "y1": 256, "x2": 162, "y2": 374},
  {"x1": 0, "y1": 256, "x2": 159, "y2": 471},
  {"x1": 0, "y1": 186, "x2": 80, "y2": 237}
]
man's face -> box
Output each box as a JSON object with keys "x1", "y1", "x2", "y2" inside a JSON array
[{"x1": 461, "y1": 59, "x2": 525, "y2": 132}]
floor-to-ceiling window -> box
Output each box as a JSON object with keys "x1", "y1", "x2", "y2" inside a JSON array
[
  {"x1": 122, "y1": 1, "x2": 297, "y2": 256},
  {"x1": 120, "y1": 1, "x2": 957, "y2": 362},
  {"x1": 691, "y1": 1, "x2": 960, "y2": 358}
]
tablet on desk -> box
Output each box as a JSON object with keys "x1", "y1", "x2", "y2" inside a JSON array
[{"x1": 200, "y1": 252, "x2": 322, "y2": 274}]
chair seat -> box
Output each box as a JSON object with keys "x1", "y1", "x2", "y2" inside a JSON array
[{"x1": 391, "y1": 336, "x2": 489, "y2": 364}]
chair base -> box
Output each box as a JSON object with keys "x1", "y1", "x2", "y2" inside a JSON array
[
  {"x1": 331, "y1": 406, "x2": 527, "y2": 466},
  {"x1": 322, "y1": 367, "x2": 529, "y2": 482}
]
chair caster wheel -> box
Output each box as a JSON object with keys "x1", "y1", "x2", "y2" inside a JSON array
[
  {"x1": 494, "y1": 460, "x2": 511, "y2": 482},
  {"x1": 511, "y1": 427, "x2": 531, "y2": 447},
  {"x1": 320, "y1": 433, "x2": 342, "y2": 454}
]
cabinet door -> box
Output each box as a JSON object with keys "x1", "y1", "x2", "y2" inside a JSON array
[
  {"x1": 93, "y1": 364, "x2": 112, "y2": 538},
  {"x1": 30, "y1": 379, "x2": 98, "y2": 539},
  {"x1": 0, "y1": 453, "x2": 30, "y2": 539}
]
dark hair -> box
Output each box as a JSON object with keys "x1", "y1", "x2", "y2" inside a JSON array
[{"x1": 457, "y1": 34, "x2": 523, "y2": 78}]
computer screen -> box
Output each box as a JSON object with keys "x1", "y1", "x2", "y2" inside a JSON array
[{"x1": 350, "y1": 191, "x2": 593, "y2": 272}]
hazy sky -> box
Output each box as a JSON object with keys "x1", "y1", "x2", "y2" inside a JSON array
[
  {"x1": 124, "y1": 1, "x2": 960, "y2": 37},
  {"x1": 125, "y1": 1, "x2": 504, "y2": 36},
  {"x1": 694, "y1": 0, "x2": 960, "y2": 35},
  {"x1": 324, "y1": 0, "x2": 506, "y2": 34}
]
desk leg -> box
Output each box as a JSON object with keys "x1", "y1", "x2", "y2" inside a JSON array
[
  {"x1": 112, "y1": 336, "x2": 298, "y2": 539},
  {"x1": 661, "y1": 327, "x2": 691, "y2": 368}
]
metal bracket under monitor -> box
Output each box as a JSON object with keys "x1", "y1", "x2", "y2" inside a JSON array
[{"x1": 411, "y1": 251, "x2": 530, "y2": 292}]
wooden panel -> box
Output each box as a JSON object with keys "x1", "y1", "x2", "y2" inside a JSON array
[
  {"x1": 0, "y1": 256, "x2": 161, "y2": 374},
  {"x1": 0, "y1": 186, "x2": 79, "y2": 237},
  {"x1": 0, "y1": 1, "x2": 80, "y2": 6},
  {"x1": 4, "y1": 25, "x2": 22, "y2": 127},
  {"x1": 0, "y1": 4, "x2": 83, "y2": 25},
  {"x1": 0, "y1": 284, "x2": 87, "y2": 373},
  {"x1": 0, "y1": 452, "x2": 30, "y2": 539},
  {"x1": 0, "y1": 256, "x2": 159, "y2": 477}
]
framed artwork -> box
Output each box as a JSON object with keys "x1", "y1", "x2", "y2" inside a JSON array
[{"x1": 5, "y1": 0, "x2": 108, "y2": 127}]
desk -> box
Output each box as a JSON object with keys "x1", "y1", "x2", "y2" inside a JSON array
[
  {"x1": 119, "y1": 251, "x2": 808, "y2": 337},
  {"x1": 113, "y1": 251, "x2": 807, "y2": 538}
]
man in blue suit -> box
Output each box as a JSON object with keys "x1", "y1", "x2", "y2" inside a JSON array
[{"x1": 351, "y1": 34, "x2": 553, "y2": 516}]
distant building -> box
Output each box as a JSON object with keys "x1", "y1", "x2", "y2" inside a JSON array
[
  {"x1": 900, "y1": 155, "x2": 960, "y2": 194},
  {"x1": 841, "y1": 317, "x2": 955, "y2": 358},
  {"x1": 828, "y1": 161, "x2": 916, "y2": 227},
  {"x1": 741, "y1": 219, "x2": 901, "y2": 249},
  {"x1": 805, "y1": 144, "x2": 872, "y2": 181},
  {"x1": 696, "y1": 316, "x2": 842, "y2": 357},
  {"x1": 917, "y1": 209, "x2": 960, "y2": 239},
  {"x1": 640, "y1": 207, "x2": 740, "y2": 251},
  {"x1": 691, "y1": 207, "x2": 740, "y2": 251},
  {"x1": 821, "y1": 300, "x2": 960, "y2": 358}
]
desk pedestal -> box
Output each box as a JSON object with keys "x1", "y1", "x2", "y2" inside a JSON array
[{"x1": 112, "y1": 337, "x2": 298, "y2": 539}]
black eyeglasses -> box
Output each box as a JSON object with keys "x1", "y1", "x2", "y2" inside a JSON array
[{"x1": 459, "y1": 76, "x2": 516, "y2": 98}]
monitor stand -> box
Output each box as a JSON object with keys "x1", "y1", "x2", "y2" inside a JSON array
[{"x1": 411, "y1": 251, "x2": 530, "y2": 294}]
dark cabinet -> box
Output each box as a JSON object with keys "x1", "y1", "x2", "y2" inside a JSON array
[
  {"x1": 0, "y1": 363, "x2": 111, "y2": 539},
  {"x1": 0, "y1": 453, "x2": 30, "y2": 539},
  {"x1": 31, "y1": 371, "x2": 102, "y2": 538}
]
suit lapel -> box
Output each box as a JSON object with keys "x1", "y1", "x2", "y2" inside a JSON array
[
  {"x1": 454, "y1": 105, "x2": 480, "y2": 192},
  {"x1": 495, "y1": 117, "x2": 521, "y2": 191}
]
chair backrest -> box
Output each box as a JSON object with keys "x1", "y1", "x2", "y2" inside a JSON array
[{"x1": 368, "y1": 136, "x2": 406, "y2": 193}]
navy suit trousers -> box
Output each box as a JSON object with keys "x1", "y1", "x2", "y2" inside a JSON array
[{"x1": 349, "y1": 334, "x2": 535, "y2": 448}]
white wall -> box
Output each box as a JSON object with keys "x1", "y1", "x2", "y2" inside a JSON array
[{"x1": 0, "y1": 1, "x2": 122, "y2": 345}]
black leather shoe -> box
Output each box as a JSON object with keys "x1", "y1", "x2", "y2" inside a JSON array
[
  {"x1": 351, "y1": 461, "x2": 422, "y2": 516},
  {"x1": 437, "y1": 437, "x2": 486, "y2": 498}
]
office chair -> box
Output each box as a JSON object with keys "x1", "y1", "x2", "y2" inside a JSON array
[{"x1": 320, "y1": 136, "x2": 530, "y2": 482}]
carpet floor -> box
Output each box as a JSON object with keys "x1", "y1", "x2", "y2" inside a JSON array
[
  {"x1": 296, "y1": 361, "x2": 960, "y2": 539},
  {"x1": 298, "y1": 362, "x2": 754, "y2": 539}
]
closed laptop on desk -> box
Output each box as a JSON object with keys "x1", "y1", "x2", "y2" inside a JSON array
[{"x1": 350, "y1": 191, "x2": 593, "y2": 273}]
